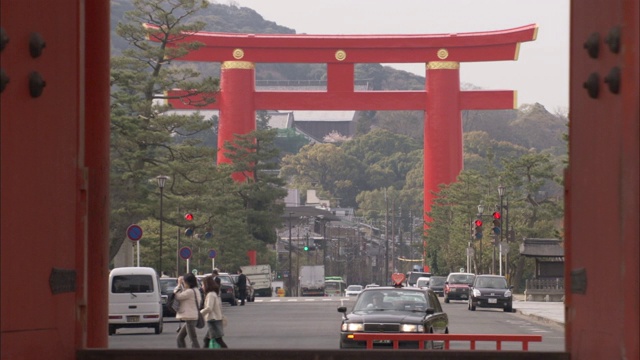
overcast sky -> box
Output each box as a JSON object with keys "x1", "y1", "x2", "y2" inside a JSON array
[{"x1": 221, "y1": 0, "x2": 569, "y2": 112}]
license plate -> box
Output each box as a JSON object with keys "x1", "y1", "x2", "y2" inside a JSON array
[
  {"x1": 126, "y1": 316, "x2": 140, "y2": 323},
  {"x1": 488, "y1": 298, "x2": 497, "y2": 304},
  {"x1": 373, "y1": 340, "x2": 392, "y2": 344}
]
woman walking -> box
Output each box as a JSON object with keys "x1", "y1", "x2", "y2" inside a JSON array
[
  {"x1": 201, "y1": 275, "x2": 228, "y2": 348},
  {"x1": 174, "y1": 273, "x2": 202, "y2": 348}
]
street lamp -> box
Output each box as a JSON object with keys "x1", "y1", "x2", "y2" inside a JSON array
[
  {"x1": 477, "y1": 203, "x2": 484, "y2": 274},
  {"x1": 156, "y1": 175, "x2": 169, "y2": 275},
  {"x1": 498, "y1": 185, "x2": 506, "y2": 277}
]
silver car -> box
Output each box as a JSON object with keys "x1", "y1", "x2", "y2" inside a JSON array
[{"x1": 345, "y1": 285, "x2": 363, "y2": 297}]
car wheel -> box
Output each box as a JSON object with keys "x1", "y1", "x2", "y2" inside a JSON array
[
  {"x1": 504, "y1": 304, "x2": 513, "y2": 312},
  {"x1": 154, "y1": 321, "x2": 163, "y2": 334},
  {"x1": 108, "y1": 325, "x2": 116, "y2": 336}
]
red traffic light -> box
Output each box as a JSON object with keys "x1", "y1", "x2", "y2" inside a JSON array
[
  {"x1": 474, "y1": 219, "x2": 483, "y2": 227},
  {"x1": 492, "y1": 211, "x2": 501, "y2": 219},
  {"x1": 184, "y1": 213, "x2": 194, "y2": 221}
]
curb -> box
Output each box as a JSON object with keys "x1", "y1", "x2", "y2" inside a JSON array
[{"x1": 514, "y1": 308, "x2": 564, "y2": 327}]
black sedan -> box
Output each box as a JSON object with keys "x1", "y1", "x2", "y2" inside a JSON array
[
  {"x1": 159, "y1": 277, "x2": 178, "y2": 316},
  {"x1": 468, "y1": 275, "x2": 513, "y2": 312},
  {"x1": 337, "y1": 287, "x2": 448, "y2": 349}
]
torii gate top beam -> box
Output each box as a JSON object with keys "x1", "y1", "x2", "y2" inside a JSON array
[{"x1": 150, "y1": 24, "x2": 537, "y2": 63}]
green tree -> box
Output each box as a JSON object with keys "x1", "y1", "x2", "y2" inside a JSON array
[{"x1": 109, "y1": 0, "x2": 220, "y2": 264}]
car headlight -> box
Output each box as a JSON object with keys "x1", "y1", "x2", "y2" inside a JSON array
[
  {"x1": 504, "y1": 290, "x2": 512, "y2": 297},
  {"x1": 401, "y1": 324, "x2": 424, "y2": 332},
  {"x1": 472, "y1": 289, "x2": 482, "y2": 297},
  {"x1": 341, "y1": 323, "x2": 364, "y2": 332}
]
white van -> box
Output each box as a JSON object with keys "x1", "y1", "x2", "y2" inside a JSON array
[
  {"x1": 108, "y1": 267, "x2": 163, "y2": 335},
  {"x1": 416, "y1": 277, "x2": 431, "y2": 289}
]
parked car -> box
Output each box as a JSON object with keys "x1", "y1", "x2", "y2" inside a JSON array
[
  {"x1": 230, "y1": 273, "x2": 255, "y2": 303},
  {"x1": 345, "y1": 285, "x2": 364, "y2": 297},
  {"x1": 158, "y1": 277, "x2": 178, "y2": 316},
  {"x1": 216, "y1": 273, "x2": 238, "y2": 306},
  {"x1": 444, "y1": 272, "x2": 475, "y2": 303},
  {"x1": 108, "y1": 267, "x2": 163, "y2": 335},
  {"x1": 337, "y1": 287, "x2": 448, "y2": 349},
  {"x1": 468, "y1": 275, "x2": 513, "y2": 312},
  {"x1": 427, "y1": 276, "x2": 446, "y2": 297}
]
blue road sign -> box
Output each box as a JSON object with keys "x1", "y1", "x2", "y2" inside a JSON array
[
  {"x1": 208, "y1": 249, "x2": 217, "y2": 259},
  {"x1": 179, "y1": 246, "x2": 192, "y2": 260},
  {"x1": 126, "y1": 224, "x2": 143, "y2": 241}
]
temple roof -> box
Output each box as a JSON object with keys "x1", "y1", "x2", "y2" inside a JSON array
[{"x1": 519, "y1": 238, "x2": 564, "y2": 257}]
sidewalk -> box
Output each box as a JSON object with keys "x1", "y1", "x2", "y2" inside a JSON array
[{"x1": 512, "y1": 294, "x2": 565, "y2": 326}]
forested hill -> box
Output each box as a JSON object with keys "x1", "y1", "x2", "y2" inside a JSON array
[{"x1": 110, "y1": 1, "x2": 567, "y2": 155}]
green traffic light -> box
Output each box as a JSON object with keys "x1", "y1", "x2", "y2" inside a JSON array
[{"x1": 303, "y1": 246, "x2": 309, "y2": 251}]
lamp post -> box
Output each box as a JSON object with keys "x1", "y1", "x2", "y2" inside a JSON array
[
  {"x1": 477, "y1": 203, "x2": 484, "y2": 274},
  {"x1": 498, "y1": 185, "x2": 505, "y2": 276},
  {"x1": 288, "y1": 212, "x2": 293, "y2": 297},
  {"x1": 156, "y1": 175, "x2": 169, "y2": 274}
]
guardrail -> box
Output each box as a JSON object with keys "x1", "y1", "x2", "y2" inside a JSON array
[{"x1": 352, "y1": 333, "x2": 543, "y2": 350}]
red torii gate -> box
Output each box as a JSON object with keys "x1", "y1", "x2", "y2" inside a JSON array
[{"x1": 156, "y1": 24, "x2": 537, "y2": 229}]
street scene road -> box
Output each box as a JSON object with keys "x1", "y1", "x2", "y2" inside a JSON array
[{"x1": 109, "y1": 296, "x2": 564, "y2": 351}]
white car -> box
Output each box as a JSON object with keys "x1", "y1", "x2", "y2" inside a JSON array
[{"x1": 345, "y1": 285, "x2": 363, "y2": 297}]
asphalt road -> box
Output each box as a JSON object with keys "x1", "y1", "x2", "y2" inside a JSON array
[{"x1": 109, "y1": 296, "x2": 564, "y2": 351}]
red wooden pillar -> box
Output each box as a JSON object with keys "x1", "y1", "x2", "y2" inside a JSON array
[
  {"x1": 218, "y1": 61, "x2": 256, "y2": 166},
  {"x1": 424, "y1": 61, "x2": 462, "y2": 220},
  {"x1": 84, "y1": 0, "x2": 111, "y2": 348}
]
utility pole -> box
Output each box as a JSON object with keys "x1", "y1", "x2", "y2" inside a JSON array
[{"x1": 384, "y1": 188, "x2": 389, "y2": 285}]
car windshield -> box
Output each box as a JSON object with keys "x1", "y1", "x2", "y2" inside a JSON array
[
  {"x1": 430, "y1": 277, "x2": 445, "y2": 286},
  {"x1": 218, "y1": 275, "x2": 233, "y2": 284},
  {"x1": 475, "y1": 277, "x2": 508, "y2": 289},
  {"x1": 347, "y1": 285, "x2": 362, "y2": 291},
  {"x1": 159, "y1": 278, "x2": 178, "y2": 293},
  {"x1": 353, "y1": 290, "x2": 428, "y2": 312},
  {"x1": 448, "y1": 274, "x2": 475, "y2": 284},
  {"x1": 112, "y1": 275, "x2": 154, "y2": 293}
]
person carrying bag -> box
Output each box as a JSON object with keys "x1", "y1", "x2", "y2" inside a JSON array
[
  {"x1": 174, "y1": 273, "x2": 202, "y2": 348},
  {"x1": 200, "y1": 275, "x2": 228, "y2": 349}
]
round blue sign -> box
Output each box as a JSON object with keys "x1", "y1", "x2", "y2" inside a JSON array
[
  {"x1": 179, "y1": 246, "x2": 192, "y2": 260},
  {"x1": 208, "y1": 249, "x2": 217, "y2": 259},
  {"x1": 126, "y1": 224, "x2": 143, "y2": 241}
]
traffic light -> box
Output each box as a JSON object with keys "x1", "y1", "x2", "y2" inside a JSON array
[
  {"x1": 184, "y1": 213, "x2": 194, "y2": 221},
  {"x1": 473, "y1": 219, "x2": 483, "y2": 239},
  {"x1": 492, "y1": 211, "x2": 501, "y2": 235},
  {"x1": 303, "y1": 245, "x2": 309, "y2": 251}
]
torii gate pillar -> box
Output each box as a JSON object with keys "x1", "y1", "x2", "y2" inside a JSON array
[
  {"x1": 424, "y1": 62, "x2": 463, "y2": 220},
  {"x1": 218, "y1": 61, "x2": 256, "y2": 164}
]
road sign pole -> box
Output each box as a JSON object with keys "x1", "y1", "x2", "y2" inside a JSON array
[
  {"x1": 186, "y1": 259, "x2": 190, "y2": 274},
  {"x1": 137, "y1": 241, "x2": 140, "y2": 267}
]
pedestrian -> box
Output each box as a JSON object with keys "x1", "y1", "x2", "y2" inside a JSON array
[
  {"x1": 161, "y1": 271, "x2": 170, "y2": 278},
  {"x1": 237, "y1": 269, "x2": 247, "y2": 306},
  {"x1": 211, "y1": 269, "x2": 221, "y2": 286},
  {"x1": 200, "y1": 275, "x2": 228, "y2": 348},
  {"x1": 174, "y1": 273, "x2": 202, "y2": 348}
]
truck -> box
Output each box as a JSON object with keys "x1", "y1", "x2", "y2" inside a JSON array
[
  {"x1": 240, "y1": 264, "x2": 272, "y2": 297},
  {"x1": 299, "y1": 265, "x2": 325, "y2": 296}
]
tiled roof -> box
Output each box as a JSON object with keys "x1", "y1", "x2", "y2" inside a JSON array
[{"x1": 519, "y1": 238, "x2": 564, "y2": 257}]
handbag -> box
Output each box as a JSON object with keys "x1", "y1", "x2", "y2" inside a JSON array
[
  {"x1": 193, "y1": 289, "x2": 205, "y2": 329},
  {"x1": 167, "y1": 292, "x2": 180, "y2": 314}
]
